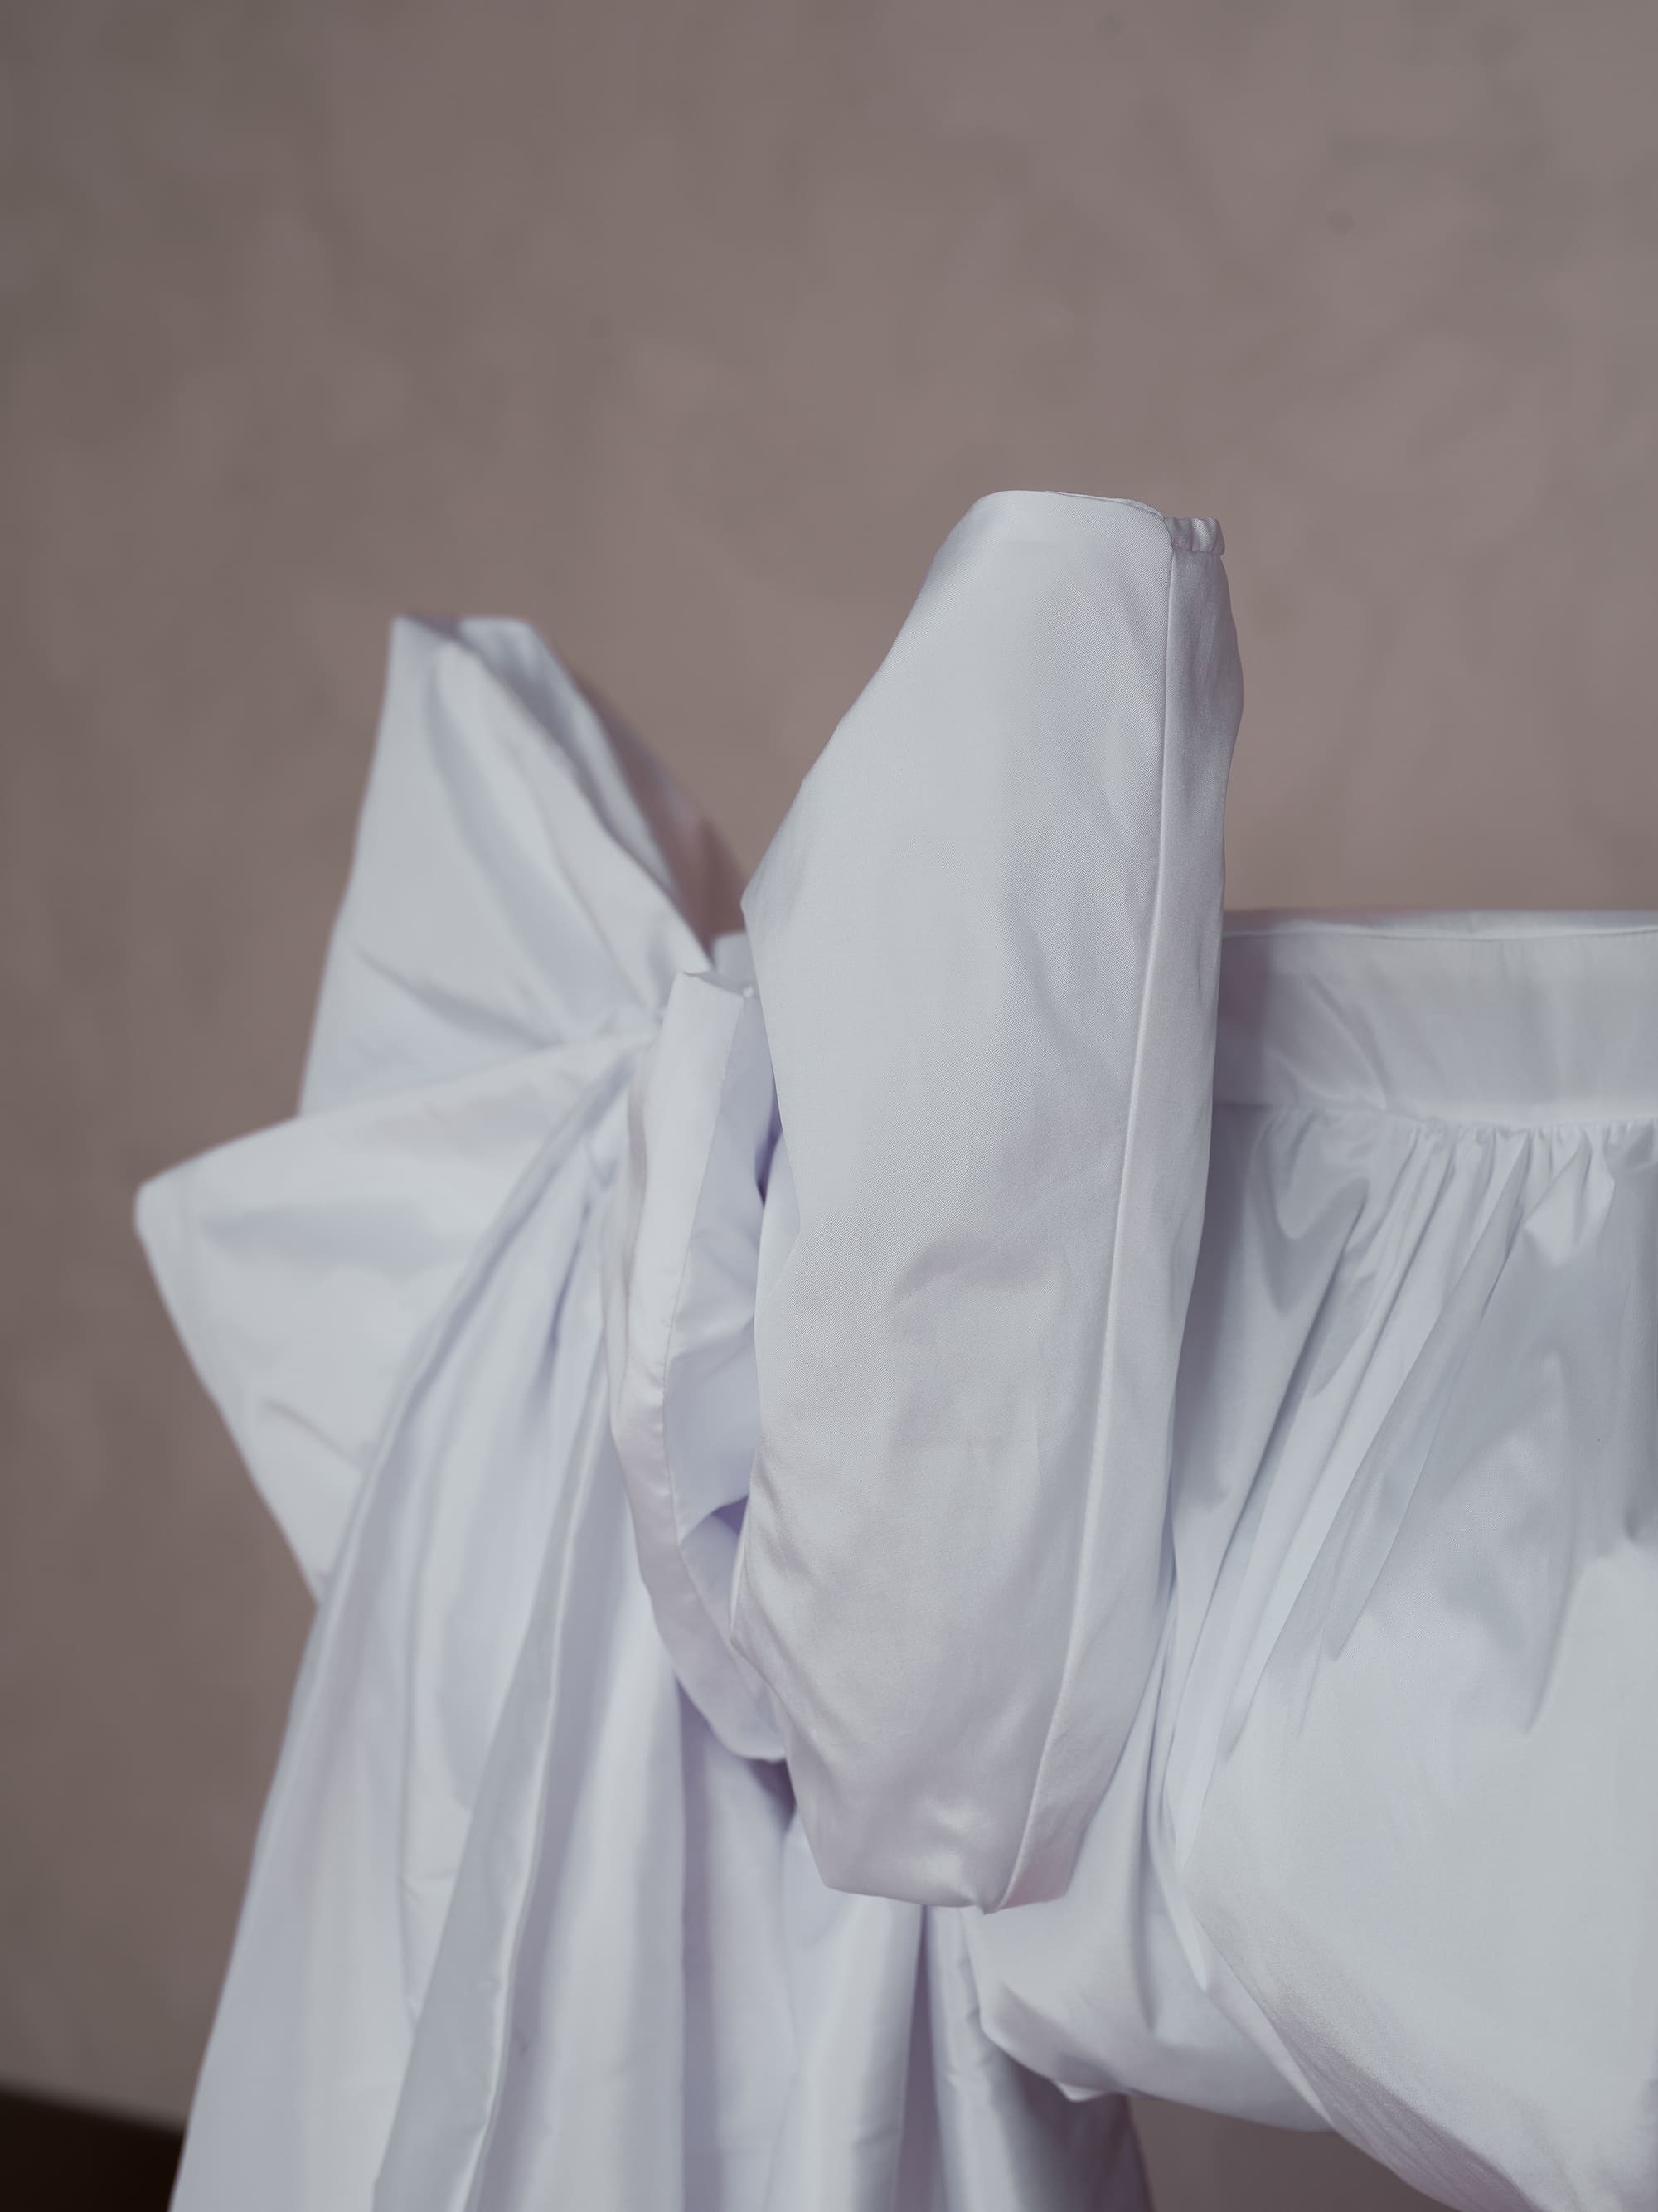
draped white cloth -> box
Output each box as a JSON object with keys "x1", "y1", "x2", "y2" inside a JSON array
[{"x1": 140, "y1": 494, "x2": 1658, "y2": 2212}]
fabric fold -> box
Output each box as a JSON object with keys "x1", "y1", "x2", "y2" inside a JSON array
[
  {"x1": 143, "y1": 567, "x2": 1150, "y2": 2212},
  {"x1": 139, "y1": 492, "x2": 1658, "y2": 2212},
  {"x1": 733, "y1": 491, "x2": 1242, "y2": 1911}
]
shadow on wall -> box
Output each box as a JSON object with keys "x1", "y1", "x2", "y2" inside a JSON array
[{"x1": 0, "y1": 2088, "x2": 181, "y2": 2212}]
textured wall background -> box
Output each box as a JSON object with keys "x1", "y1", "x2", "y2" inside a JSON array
[{"x1": 4, "y1": 3, "x2": 1655, "y2": 2205}]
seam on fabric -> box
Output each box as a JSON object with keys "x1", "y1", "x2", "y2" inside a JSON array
[{"x1": 998, "y1": 539, "x2": 1180, "y2": 1909}]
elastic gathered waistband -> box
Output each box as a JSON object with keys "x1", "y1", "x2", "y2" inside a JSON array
[{"x1": 1214, "y1": 912, "x2": 1658, "y2": 1126}]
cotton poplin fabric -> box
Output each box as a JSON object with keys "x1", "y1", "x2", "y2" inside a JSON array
[{"x1": 139, "y1": 493, "x2": 1658, "y2": 2212}]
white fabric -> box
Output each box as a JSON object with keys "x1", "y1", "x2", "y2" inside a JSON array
[
  {"x1": 733, "y1": 496, "x2": 1239, "y2": 1912},
  {"x1": 139, "y1": 494, "x2": 1658, "y2": 2212},
  {"x1": 139, "y1": 587, "x2": 1147, "y2": 2212},
  {"x1": 967, "y1": 914, "x2": 1658, "y2": 2211}
]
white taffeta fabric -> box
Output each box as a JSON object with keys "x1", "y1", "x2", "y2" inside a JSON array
[{"x1": 138, "y1": 492, "x2": 1658, "y2": 2212}]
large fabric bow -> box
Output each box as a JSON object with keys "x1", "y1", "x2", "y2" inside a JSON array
[
  {"x1": 137, "y1": 493, "x2": 1217, "y2": 2212},
  {"x1": 608, "y1": 492, "x2": 1240, "y2": 1913}
]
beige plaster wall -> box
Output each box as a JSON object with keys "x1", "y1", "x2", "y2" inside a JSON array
[{"x1": 4, "y1": 3, "x2": 1654, "y2": 2204}]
